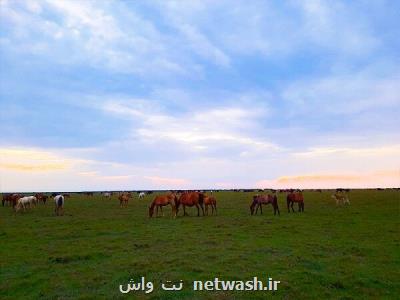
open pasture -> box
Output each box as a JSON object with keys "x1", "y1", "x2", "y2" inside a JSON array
[{"x1": 1, "y1": 190, "x2": 399, "y2": 299}]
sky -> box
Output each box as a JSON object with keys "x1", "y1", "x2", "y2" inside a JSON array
[{"x1": 0, "y1": 0, "x2": 399, "y2": 192}]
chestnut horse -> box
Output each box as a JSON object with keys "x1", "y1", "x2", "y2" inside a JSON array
[
  {"x1": 204, "y1": 195, "x2": 217, "y2": 215},
  {"x1": 149, "y1": 193, "x2": 178, "y2": 218},
  {"x1": 250, "y1": 194, "x2": 280, "y2": 215},
  {"x1": 118, "y1": 193, "x2": 130, "y2": 208},
  {"x1": 287, "y1": 191, "x2": 304, "y2": 212},
  {"x1": 177, "y1": 191, "x2": 205, "y2": 217}
]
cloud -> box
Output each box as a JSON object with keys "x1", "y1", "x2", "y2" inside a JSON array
[
  {"x1": 255, "y1": 169, "x2": 400, "y2": 189},
  {"x1": 144, "y1": 176, "x2": 190, "y2": 188},
  {"x1": 282, "y1": 72, "x2": 400, "y2": 116},
  {"x1": 294, "y1": 145, "x2": 400, "y2": 157},
  {"x1": 0, "y1": 163, "x2": 66, "y2": 171},
  {"x1": 100, "y1": 98, "x2": 280, "y2": 156}
]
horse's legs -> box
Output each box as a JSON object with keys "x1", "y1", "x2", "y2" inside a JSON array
[
  {"x1": 156, "y1": 206, "x2": 159, "y2": 217},
  {"x1": 205, "y1": 205, "x2": 208, "y2": 216},
  {"x1": 160, "y1": 206, "x2": 164, "y2": 217},
  {"x1": 183, "y1": 205, "x2": 187, "y2": 216},
  {"x1": 291, "y1": 202, "x2": 295, "y2": 212},
  {"x1": 196, "y1": 204, "x2": 200, "y2": 216},
  {"x1": 199, "y1": 203, "x2": 205, "y2": 216},
  {"x1": 260, "y1": 204, "x2": 263, "y2": 214},
  {"x1": 287, "y1": 199, "x2": 290, "y2": 213}
]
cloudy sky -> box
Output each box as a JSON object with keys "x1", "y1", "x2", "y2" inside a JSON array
[{"x1": 1, "y1": 0, "x2": 399, "y2": 192}]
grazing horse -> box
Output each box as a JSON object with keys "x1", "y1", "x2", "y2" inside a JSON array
[
  {"x1": 250, "y1": 194, "x2": 280, "y2": 215},
  {"x1": 204, "y1": 195, "x2": 217, "y2": 215},
  {"x1": 332, "y1": 192, "x2": 350, "y2": 205},
  {"x1": 138, "y1": 192, "x2": 146, "y2": 199},
  {"x1": 287, "y1": 192, "x2": 304, "y2": 212},
  {"x1": 176, "y1": 192, "x2": 205, "y2": 217},
  {"x1": 54, "y1": 194, "x2": 64, "y2": 216},
  {"x1": 118, "y1": 193, "x2": 129, "y2": 208},
  {"x1": 149, "y1": 193, "x2": 178, "y2": 218},
  {"x1": 15, "y1": 196, "x2": 37, "y2": 212}
]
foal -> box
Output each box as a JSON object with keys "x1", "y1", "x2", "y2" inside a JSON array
[{"x1": 204, "y1": 195, "x2": 217, "y2": 215}]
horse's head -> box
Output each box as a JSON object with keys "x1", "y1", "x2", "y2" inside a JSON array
[
  {"x1": 148, "y1": 206, "x2": 154, "y2": 218},
  {"x1": 250, "y1": 196, "x2": 258, "y2": 215}
]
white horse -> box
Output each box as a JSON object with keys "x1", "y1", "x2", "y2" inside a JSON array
[
  {"x1": 138, "y1": 192, "x2": 146, "y2": 199},
  {"x1": 102, "y1": 192, "x2": 112, "y2": 199},
  {"x1": 54, "y1": 194, "x2": 64, "y2": 216},
  {"x1": 332, "y1": 193, "x2": 350, "y2": 205},
  {"x1": 15, "y1": 196, "x2": 37, "y2": 212}
]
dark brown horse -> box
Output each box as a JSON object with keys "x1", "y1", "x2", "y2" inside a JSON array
[
  {"x1": 250, "y1": 194, "x2": 280, "y2": 215},
  {"x1": 2, "y1": 193, "x2": 21, "y2": 207},
  {"x1": 287, "y1": 191, "x2": 304, "y2": 212},
  {"x1": 34, "y1": 193, "x2": 48, "y2": 204},
  {"x1": 204, "y1": 195, "x2": 217, "y2": 215},
  {"x1": 177, "y1": 191, "x2": 205, "y2": 216},
  {"x1": 149, "y1": 193, "x2": 178, "y2": 218}
]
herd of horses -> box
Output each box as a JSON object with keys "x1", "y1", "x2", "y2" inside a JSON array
[
  {"x1": 2, "y1": 193, "x2": 65, "y2": 215},
  {"x1": 2, "y1": 190, "x2": 350, "y2": 217}
]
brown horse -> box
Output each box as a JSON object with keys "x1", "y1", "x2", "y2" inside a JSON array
[
  {"x1": 149, "y1": 193, "x2": 178, "y2": 218},
  {"x1": 287, "y1": 191, "x2": 304, "y2": 212},
  {"x1": 204, "y1": 195, "x2": 217, "y2": 215},
  {"x1": 177, "y1": 191, "x2": 205, "y2": 216},
  {"x1": 2, "y1": 193, "x2": 21, "y2": 207},
  {"x1": 250, "y1": 194, "x2": 280, "y2": 215},
  {"x1": 34, "y1": 193, "x2": 48, "y2": 204},
  {"x1": 118, "y1": 192, "x2": 130, "y2": 208}
]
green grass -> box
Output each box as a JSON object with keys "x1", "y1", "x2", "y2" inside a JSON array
[{"x1": 1, "y1": 190, "x2": 399, "y2": 299}]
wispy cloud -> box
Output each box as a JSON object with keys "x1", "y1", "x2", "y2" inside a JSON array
[{"x1": 256, "y1": 169, "x2": 400, "y2": 189}]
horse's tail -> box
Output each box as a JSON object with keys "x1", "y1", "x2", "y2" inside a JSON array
[{"x1": 57, "y1": 196, "x2": 63, "y2": 207}]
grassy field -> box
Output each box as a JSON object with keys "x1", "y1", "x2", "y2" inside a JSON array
[{"x1": 0, "y1": 190, "x2": 399, "y2": 299}]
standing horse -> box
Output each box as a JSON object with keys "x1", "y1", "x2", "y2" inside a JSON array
[
  {"x1": 177, "y1": 192, "x2": 205, "y2": 217},
  {"x1": 34, "y1": 193, "x2": 47, "y2": 204},
  {"x1": 15, "y1": 196, "x2": 37, "y2": 212},
  {"x1": 118, "y1": 193, "x2": 129, "y2": 208},
  {"x1": 2, "y1": 193, "x2": 21, "y2": 207},
  {"x1": 204, "y1": 195, "x2": 217, "y2": 215},
  {"x1": 287, "y1": 191, "x2": 304, "y2": 212},
  {"x1": 250, "y1": 194, "x2": 280, "y2": 215},
  {"x1": 332, "y1": 192, "x2": 350, "y2": 205},
  {"x1": 54, "y1": 194, "x2": 64, "y2": 216},
  {"x1": 138, "y1": 192, "x2": 146, "y2": 199},
  {"x1": 149, "y1": 193, "x2": 178, "y2": 218}
]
